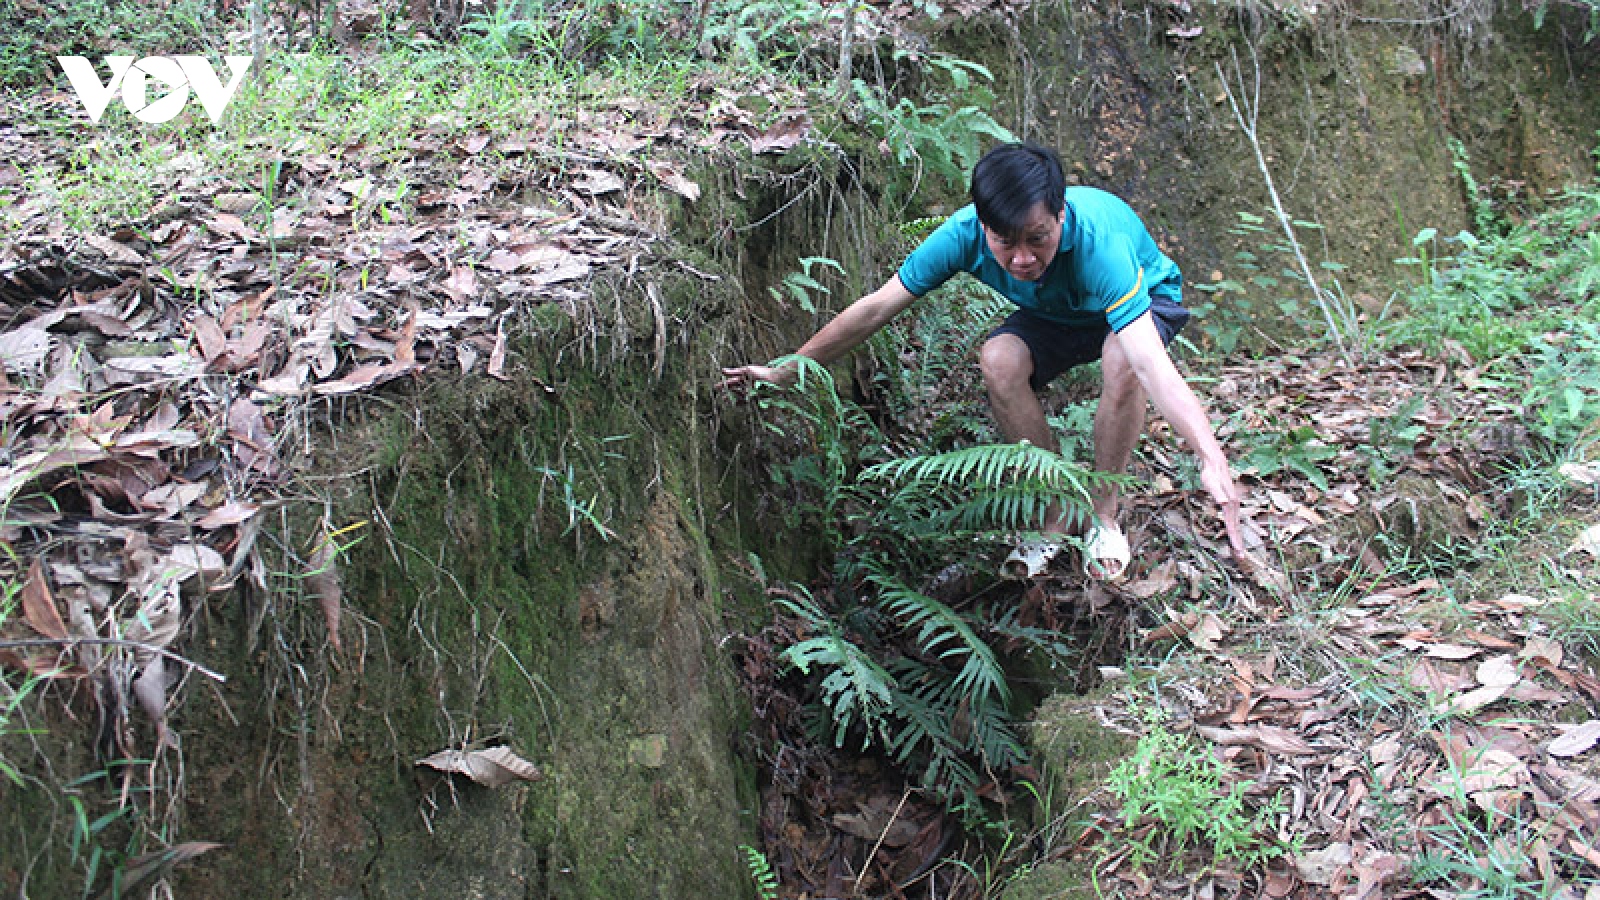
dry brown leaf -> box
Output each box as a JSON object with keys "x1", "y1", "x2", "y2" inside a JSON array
[
  {"x1": 487, "y1": 323, "x2": 509, "y2": 381},
  {"x1": 1262, "y1": 871, "x2": 1296, "y2": 898},
  {"x1": 1520, "y1": 635, "x2": 1564, "y2": 668},
  {"x1": 1507, "y1": 681, "x2": 1567, "y2": 704},
  {"x1": 191, "y1": 314, "x2": 226, "y2": 363},
  {"x1": 1404, "y1": 641, "x2": 1481, "y2": 660},
  {"x1": 108, "y1": 841, "x2": 223, "y2": 899},
  {"x1": 20, "y1": 557, "x2": 68, "y2": 640},
  {"x1": 1253, "y1": 724, "x2": 1316, "y2": 755},
  {"x1": 1294, "y1": 842, "x2": 1352, "y2": 886},
  {"x1": 416, "y1": 746, "x2": 543, "y2": 787},
  {"x1": 1547, "y1": 720, "x2": 1600, "y2": 758},
  {"x1": 1352, "y1": 849, "x2": 1403, "y2": 899},
  {"x1": 1560, "y1": 462, "x2": 1600, "y2": 486},
  {"x1": 1447, "y1": 747, "x2": 1526, "y2": 794},
  {"x1": 132, "y1": 655, "x2": 173, "y2": 749},
  {"x1": 1196, "y1": 724, "x2": 1315, "y2": 755},
  {"x1": 306, "y1": 540, "x2": 343, "y2": 653},
  {"x1": 83, "y1": 233, "x2": 144, "y2": 264},
  {"x1": 1475, "y1": 654, "x2": 1521, "y2": 689},
  {"x1": 442, "y1": 265, "x2": 479, "y2": 300},
  {"x1": 830, "y1": 811, "x2": 920, "y2": 848},
  {"x1": 197, "y1": 501, "x2": 258, "y2": 530},
  {"x1": 1573, "y1": 523, "x2": 1600, "y2": 558},
  {"x1": 749, "y1": 114, "x2": 809, "y2": 154},
  {"x1": 1433, "y1": 682, "x2": 1509, "y2": 716},
  {"x1": 1143, "y1": 611, "x2": 1198, "y2": 644},
  {"x1": 1370, "y1": 735, "x2": 1403, "y2": 765},
  {"x1": 648, "y1": 161, "x2": 701, "y2": 202},
  {"x1": 1124, "y1": 559, "x2": 1178, "y2": 599},
  {"x1": 1181, "y1": 611, "x2": 1229, "y2": 653},
  {"x1": 214, "y1": 191, "x2": 258, "y2": 213},
  {"x1": 0, "y1": 326, "x2": 51, "y2": 377},
  {"x1": 571, "y1": 169, "x2": 624, "y2": 196},
  {"x1": 1, "y1": 437, "x2": 112, "y2": 506},
  {"x1": 207, "y1": 212, "x2": 258, "y2": 242},
  {"x1": 484, "y1": 248, "x2": 522, "y2": 273}
]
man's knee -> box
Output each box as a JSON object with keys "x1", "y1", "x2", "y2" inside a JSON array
[
  {"x1": 980, "y1": 335, "x2": 1034, "y2": 391},
  {"x1": 1098, "y1": 340, "x2": 1143, "y2": 404}
]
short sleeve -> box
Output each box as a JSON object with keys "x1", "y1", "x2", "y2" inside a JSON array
[
  {"x1": 1083, "y1": 233, "x2": 1151, "y2": 332},
  {"x1": 897, "y1": 214, "x2": 976, "y2": 297}
]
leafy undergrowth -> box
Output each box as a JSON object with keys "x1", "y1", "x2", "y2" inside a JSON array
[{"x1": 733, "y1": 195, "x2": 1600, "y2": 896}]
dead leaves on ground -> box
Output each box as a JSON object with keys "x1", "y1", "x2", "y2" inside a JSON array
[
  {"x1": 1080, "y1": 348, "x2": 1600, "y2": 899},
  {"x1": 0, "y1": 57, "x2": 813, "y2": 756}
]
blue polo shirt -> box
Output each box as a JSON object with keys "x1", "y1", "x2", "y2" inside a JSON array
[{"x1": 897, "y1": 187, "x2": 1183, "y2": 333}]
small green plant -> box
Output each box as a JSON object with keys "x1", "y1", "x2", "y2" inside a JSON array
[
  {"x1": 851, "y1": 55, "x2": 1014, "y2": 191},
  {"x1": 0, "y1": 587, "x2": 43, "y2": 788},
  {"x1": 859, "y1": 440, "x2": 1105, "y2": 540},
  {"x1": 1195, "y1": 210, "x2": 1363, "y2": 354},
  {"x1": 1361, "y1": 395, "x2": 1427, "y2": 485},
  {"x1": 1530, "y1": 0, "x2": 1600, "y2": 42},
  {"x1": 751, "y1": 354, "x2": 880, "y2": 539},
  {"x1": 767, "y1": 256, "x2": 845, "y2": 314},
  {"x1": 774, "y1": 568, "x2": 1029, "y2": 812},
  {"x1": 532, "y1": 464, "x2": 617, "y2": 542},
  {"x1": 700, "y1": 0, "x2": 834, "y2": 70},
  {"x1": 1106, "y1": 718, "x2": 1292, "y2": 872},
  {"x1": 869, "y1": 275, "x2": 1008, "y2": 440},
  {"x1": 1523, "y1": 323, "x2": 1600, "y2": 449},
  {"x1": 1236, "y1": 424, "x2": 1337, "y2": 491},
  {"x1": 739, "y1": 844, "x2": 779, "y2": 900},
  {"x1": 1449, "y1": 138, "x2": 1501, "y2": 237}
]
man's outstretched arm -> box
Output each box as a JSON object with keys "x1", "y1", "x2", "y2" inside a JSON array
[
  {"x1": 1110, "y1": 313, "x2": 1251, "y2": 563},
  {"x1": 720, "y1": 275, "x2": 919, "y2": 390}
]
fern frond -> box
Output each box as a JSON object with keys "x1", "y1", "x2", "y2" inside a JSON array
[
  {"x1": 867, "y1": 569, "x2": 1009, "y2": 709},
  {"x1": 861, "y1": 441, "x2": 1098, "y2": 497},
  {"x1": 740, "y1": 845, "x2": 779, "y2": 900},
  {"x1": 775, "y1": 589, "x2": 897, "y2": 748}
]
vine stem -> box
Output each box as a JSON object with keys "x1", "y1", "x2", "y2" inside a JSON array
[{"x1": 1215, "y1": 47, "x2": 1358, "y2": 366}]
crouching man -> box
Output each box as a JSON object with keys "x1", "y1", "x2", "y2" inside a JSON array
[{"x1": 722, "y1": 142, "x2": 1249, "y2": 579}]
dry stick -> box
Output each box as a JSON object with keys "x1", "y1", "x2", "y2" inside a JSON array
[
  {"x1": 854, "y1": 787, "x2": 911, "y2": 899},
  {"x1": 1214, "y1": 48, "x2": 1357, "y2": 367},
  {"x1": 0, "y1": 638, "x2": 227, "y2": 682}
]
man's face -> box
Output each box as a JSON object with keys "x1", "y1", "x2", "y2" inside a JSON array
[{"x1": 982, "y1": 202, "x2": 1065, "y2": 282}]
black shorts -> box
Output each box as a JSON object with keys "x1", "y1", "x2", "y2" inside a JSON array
[{"x1": 989, "y1": 295, "x2": 1191, "y2": 391}]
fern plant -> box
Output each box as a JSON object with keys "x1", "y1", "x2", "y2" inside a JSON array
[
  {"x1": 851, "y1": 54, "x2": 1013, "y2": 191},
  {"x1": 775, "y1": 586, "x2": 897, "y2": 746},
  {"x1": 740, "y1": 844, "x2": 779, "y2": 900},
  {"x1": 776, "y1": 573, "x2": 1027, "y2": 809},
  {"x1": 861, "y1": 440, "x2": 1109, "y2": 538},
  {"x1": 751, "y1": 354, "x2": 880, "y2": 539}
]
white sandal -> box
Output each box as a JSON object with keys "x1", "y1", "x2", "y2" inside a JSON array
[
  {"x1": 1084, "y1": 521, "x2": 1131, "y2": 581},
  {"x1": 1000, "y1": 539, "x2": 1063, "y2": 580}
]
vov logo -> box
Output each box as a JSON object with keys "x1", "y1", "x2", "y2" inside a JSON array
[{"x1": 57, "y1": 55, "x2": 253, "y2": 125}]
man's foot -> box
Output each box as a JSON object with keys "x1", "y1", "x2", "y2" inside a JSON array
[
  {"x1": 1084, "y1": 521, "x2": 1131, "y2": 581},
  {"x1": 1000, "y1": 539, "x2": 1063, "y2": 580}
]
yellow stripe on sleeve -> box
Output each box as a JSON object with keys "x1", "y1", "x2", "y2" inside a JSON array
[{"x1": 1104, "y1": 267, "x2": 1144, "y2": 316}]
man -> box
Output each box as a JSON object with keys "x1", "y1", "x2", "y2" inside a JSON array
[{"x1": 722, "y1": 142, "x2": 1248, "y2": 580}]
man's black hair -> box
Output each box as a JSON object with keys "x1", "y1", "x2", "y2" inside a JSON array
[{"x1": 970, "y1": 143, "x2": 1066, "y2": 239}]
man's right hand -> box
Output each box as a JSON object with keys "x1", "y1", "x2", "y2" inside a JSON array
[{"x1": 719, "y1": 363, "x2": 795, "y2": 394}]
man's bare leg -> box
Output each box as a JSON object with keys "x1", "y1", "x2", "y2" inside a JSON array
[
  {"x1": 1091, "y1": 332, "x2": 1148, "y2": 526},
  {"x1": 980, "y1": 334, "x2": 1070, "y2": 535}
]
